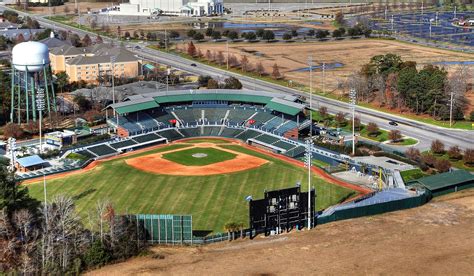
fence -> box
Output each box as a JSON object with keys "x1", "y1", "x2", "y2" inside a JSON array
[
  {"x1": 316, "y1": 192, "x2": 430, "y2": 225},
  {"x1": 132, "y1": 214, "x2": 193, "y2": 245}
]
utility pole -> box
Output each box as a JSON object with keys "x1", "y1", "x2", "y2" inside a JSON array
[
  {"x1": 166, "y1": 67, "x2": 171, "y2": 94},
  {"x1": 449, "y1": 90, "x2": 454, "y2": 127},
  {"x1": 322, "y1": 62, "x2": 325, "y2": 94},
  {"x1": 226, "y1": 39, "x2": 229, "y2": 70},
  {"x1": 165, "y1": 28, "x2": 168, "y2": 51},
  {"x1": 308, "y1": 55, "x2": 313, "y2": 138},
  {"x1": 349, "y1": 88, "x2": 357, "y2": 156},
  {"x1": 110, "y1": 56, "x2": 116, "y2": 105},
  {"x1": 429, "y1": 20, "x2": 432, "y2": 38}
]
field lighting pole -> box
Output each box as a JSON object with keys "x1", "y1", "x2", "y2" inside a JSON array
[
  {"x1": 110, "y1": 56, "x2": 116, "y2": 105},
  {"x1": 226, "y1": 40, "x2": 229, "y2": 70},
  {"x1": 308, "y1": 55, "x2": 313, "y2": 138},
  {"x1": 349, "y1": 88, "x2": 357, "y2": 156},
  {"x1": 36, "y1": 88, "x2": 45, "y2": 154},
  {"x1": 304, "y1": 139, "x2": 313, "y2": 230},
  {"x1": 449, "y1": 90, "x2": 454, "y2": 127},
  {"x1": 322, "y1": 62, "x2": 325, "y2": 94}
]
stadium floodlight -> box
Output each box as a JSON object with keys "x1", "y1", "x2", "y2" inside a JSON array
[
  {"x1": 110, "y1": 56, "x2": 116, "y2": 105},
  {"x1": 7, "y1": 137, "x2": 16, "y2": 172},
  {"x1": 349, "y1": 88, "x2": 357, "y2": 156},
  {"x1": 36, "y1": 88, "x2": 45, "y2": 153},
  {"x1": 304, "y1": 139, "x2": 314, "y2": 230},
  {"x1": 308, "y1": 55, "x2": 313, "y2": 138}
]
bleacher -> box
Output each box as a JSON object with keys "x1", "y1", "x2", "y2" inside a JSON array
[
  {"x1": 75, "y1": 150, "x2": 96, "y2": 159},
  {"x1": 149, "y1": 110, "x2": 175, "y2": 127},
  {"x1": 135, "y1": 112, "x2": 160, "y2": 130},
  {"x1": 253, "y1": 134, "x2": 281, "y2": 145},
  {"x1": 286, "y1": 146, "x2": 306, "y2": 157},
  {"x1": 202, "y1": 126, "x2": 221, "y2": 136},
  {"x1": 227, "y1": 109, "x2": 255, "y2": 124},
  {"x1": 236, "y1": 129, "x2": 262, "y2": 141},
  {"x1": 87, "y1": 144, "x2": 117, "y2": 157},
  {"x1": 174, "y1": 109, "x2": 200, "y2": 124},
  {"x1": 133, "y1": 133, "x2": 162, "y2": 144},
  {"x1": 157, "y1": 129, "x2": 183, "y2": 141},
  {"x1": 220, "y1": 128, "x2": 245, "y2": 138},
  {"x1": 275, "y1": 120, "x2": 298, "y2": 134},
  {"x1": 180, "y1": 128, "x2": 200, "y2": 137},
  {"x1": 250, "y1": 111, "x2": 275, "y2": 126},
  {"x1": 203, "y1": 109, "x2": 228, "y2": 123},
  {"x1": 262, "y1": 116, "x2": 285, "y2": 132},
  {"x1": 109, "y1": 139, "x2": 138, "y2": 149},
  {"x1": 273, "y1": 140, "x2": 297, "y2": 151}
]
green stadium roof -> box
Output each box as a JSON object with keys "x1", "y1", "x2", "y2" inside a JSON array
[
  {"x1": 153, "y1": 93, "x2": 272, "y2": 105},
  {"x1": 408, "y1": 170, "x2": 474, "y2": 191},
  {"x1": 265, "y1": 98, "x2": 305, "y2": 116},
  {"x1": 111, "y1": 98, "x2": 160, "y2": 115}
]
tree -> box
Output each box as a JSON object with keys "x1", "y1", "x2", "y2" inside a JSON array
[
  {"x1": 187, "y1": 29, "x2": 196, "y2": 38},
  {"x1": 82, "y1": 34, "x2": 92, "y2": 47},
  {"x1": 0, "y1": 166, "x2": 39, "y2": 215},
  {"x1": 335, "y1": 11, "x2": 345, "y2": 25},
  {"x1": 3, "y1": 123, "x2": 24, "y2": 139},
  {"x1": 193, "y1": 32, "x2": 204, "y2": 41},
  {"x1": 169, "y1": 30, "x2": 180, "y2": 39},
  {"x1": 388, "y1": 129, "x2": 402, "y2": 142},
  {"x1": 228, "y1": 31, "x2": 239, "y2": 40},
  {"x1": 124, "y1": 31, "x2": 131, "y2": 39},
  {"x1": 463, "y1": 149, "x2": 474, "y2": 166},
  {"x1": 430, "y1": 139, "x2": 445, "y2": 154},
  {"x1": 447, "y1": 146, "x2": 462, "y2": 160},
  {"x1": 405, "y1": 147, "x2": 421, "y2": 162},
  {"x1": 69, "y1": 33, "x2": 81, "y2": 47},
  {"x1": 205, "y1": 50, "x2": 212, "y2": 62},
  {"x1": 334, "y1": 112, "x2": 346, "y2": 126},
  {"x1": 307, "y1": 29, "x2": 315, "y2": 36},
  {"x1": 262, "y1": 30, "x2": 275, "y2": 42},
  {"x1": 240, "y1": 55, "x2": 249, "y2": 72},
  {"x1": 434, "y1": 159, "x2": 451, "y2": 173},
  {"x1": 282, "y1": 32, "x2": 293, "y2": 41},
  {"x1": 205, "y1": 27, "x2": 214, "y2": 37},
  {"x1": 83, "y1": 240, "x2": 111, "y2": 269},
  {"x1": 351, "y1": 116, "x2": 361, "y2": 131},
  {"x1": 366, "y1": 122, "x2": 380, "y2": 136},
  {"x1": 216, "y1": 51, "x2": 225, "y2": 65},
  {"x1": 211, "y1": 30, "x2": 221, "y2": 40},
  {"x1": 421, "y1": 153, "x2": 437, "y2": 167},
  {"x1": 316, "y1": 30, "x2": 329, "y2": 40},
  {"x1": 318, "y1": 106, "x2": 328, "y2": 119},
  {"x1": 73, "y1": 94, "x2": 92, "y2": 111},
  {"x1": 245, "y1": 32, "x2": 257, "y2": 41},
  {"x1": 187, "y1": 41, "x2": 197, "y2": 57},
  {"x1": 223, "y1": 76, "x2": 242, "y2": 89},
  {"x1": 256, "y1": 28, "x2": 265, "y2": 38},
  {"x1": 255, "y1": 62, "x2": 265, "y2": 76},
  {"x1": 16, "y1": 33, "x2": 25, "y2": 44},
  {"x1": 271, "y1": 63, "x2": 281, "y2": 79},
  {"x1": 95, "y1": 35, "x2": 103, "y2": 44},
  {"x1": 55, "y1": 71, "x2": 69, "y2": 93},
  {"x1": 207, "y1": 78, "x2": 219, "y2": 89},
  {"x1": 470, "y1": 111, "x2": 474, "y2": 121},
  {"x1": 198, "y1": 75, "x2": 213, "y2": 86}
]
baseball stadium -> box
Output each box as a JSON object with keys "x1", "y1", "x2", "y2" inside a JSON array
[{"x1": 25, "y1": 89, "x2": 373, "y2": 235}]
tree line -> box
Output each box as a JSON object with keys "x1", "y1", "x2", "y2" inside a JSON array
[
  {"x1": 0, "y1": 164, "x2": 148, "y2": 274},
  {"x1": 342, "y1": 54, "x2": 471, "y2": 121}
]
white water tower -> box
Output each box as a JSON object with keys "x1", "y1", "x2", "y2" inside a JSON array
[{"x1": 11, "y1": 41, "x2": 56, "y2": 124}]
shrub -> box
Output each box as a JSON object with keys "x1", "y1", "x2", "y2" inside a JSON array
[
  {"x1": 464, "y1": 148, "x2": 474, "y2": 166},
  {"x1": 405, "y1": 147, "x2": 421, "y2": 162},
  {"x1": 388, "y1": 129, "x2": 402, "y2": 142},
  {"x1": 366, "y1": 122, "x2": 380, "y2": 136},
  {"x1": 430, "y1": 139, "x2": 445, "y2": 154},
  {"x1": 447, "y1": 146, "x2": 462, "y2": 160},
  {"x1": 421, "y1": 153, "x2": 437, "y2": 167},
  {"x1": 83, "y1": 240, "x2": 111, "y2": 269},
  {"x1": 434, "y1": 159, "x2": 451, "y2": 173}
]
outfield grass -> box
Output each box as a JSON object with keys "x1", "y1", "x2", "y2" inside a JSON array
[
  {"x1": 162, "y1": 147, "x2": 236, "y2": 166},
  {"x1": 26, "y1": 143, "x2": 356, "y2": 233}
]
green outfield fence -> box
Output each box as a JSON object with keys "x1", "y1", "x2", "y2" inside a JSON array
[{"x1": 132, "y1": 214, "x2": 193, "y2": 244}]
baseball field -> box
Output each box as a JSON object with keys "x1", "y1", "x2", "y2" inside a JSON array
[{"x1": 26, "y1": 139, "x2": 357, "y2": 233}]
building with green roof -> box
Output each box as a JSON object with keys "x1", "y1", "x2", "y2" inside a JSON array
[{"x1": 407, "y1": 170, "x2": 474, "y2": 197}]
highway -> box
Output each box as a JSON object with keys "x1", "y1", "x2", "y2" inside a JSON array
[{"x1": 3, "y1": 5, "x2": 473, "y2": 151}]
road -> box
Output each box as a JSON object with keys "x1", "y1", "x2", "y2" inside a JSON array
[{"x1": 3, "y1": 5, "x2": 473, "y2": 151}]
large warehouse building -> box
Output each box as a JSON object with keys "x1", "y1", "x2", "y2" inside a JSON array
[{"x1": 114, "y1": 0, "x2": 224, "y2": 16}]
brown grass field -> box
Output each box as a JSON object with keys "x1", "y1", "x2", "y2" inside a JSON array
[
  {"x1": 25, "y1": 2, "x2": 114, "y2": 15},
  {"x1": 88, "y1": 189, "x2": 474, "y2": 275},
  {"x1": 191, "y1": 39, "x2": 473, "y2": 95}
]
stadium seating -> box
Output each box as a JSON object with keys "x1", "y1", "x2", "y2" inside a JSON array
[
  {"x1": 236, "y1": 129, "x2": 262, "y2": 141},
  {"x1": 220, "y1": 128, "x2": 245, "y2": 138},
  {"x1": 286, "y1": 146, "x2": 306, "y2": 157},
  {"x1": 272, "y1": 140, "x2": 297, "y2": 151},
  {"x1": 250, "y1": 111, "x2": 275, "y2": 127},
  {"x1": 253, "y1": 134, "x2": 281, "y2": 145},
  {"x1": 203, "y1": 109, "x2": 228, "y2": 123},
  {"x1": 157, "y1": 129, "x2": 183, "y2": 141},
  {"x1": 109, "y1": 139, "x2": 138, "y2": 149},
  {"x1": 180, "y1": 128, "x2": 200, "y2": 137},
  {"x1": 87, "y1": 144, "x2": 117, "y2": 157},
  {"x1": 133, "y1": 133, "x2": 162, "y2": 144},
  {"x1": 227, "y1": 109, "x2": 255, "y2": 124},
  {"x1": 262, "y1": 117, "x2": 285, "y2": 132},
  {"x1": 75, "y1": 150, "x2": 96, "y2": 159},
  {"x1": 275, "y1": 120, "x2": 299, "y2": 135}
]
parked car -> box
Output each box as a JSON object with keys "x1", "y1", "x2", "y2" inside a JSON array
[{"x1": 389, "y1": 121, "x2": 398, "y2": 126}]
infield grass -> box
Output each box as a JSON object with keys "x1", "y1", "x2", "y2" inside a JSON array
[
  {"x1": 27, "y1": 143, "x2": 357, "y2": 233},
  {"x1": 162, "y1": 147, "x2": 236, "y2": 166}
]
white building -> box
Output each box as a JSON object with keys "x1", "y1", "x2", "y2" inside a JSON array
[{"x1": 114, "y1": 0, "x2": 224, "y2": 16}]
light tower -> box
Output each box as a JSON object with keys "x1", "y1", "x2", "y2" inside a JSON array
[{"x1": 10, "y1": 41, "x2": 56, "y2": 124}]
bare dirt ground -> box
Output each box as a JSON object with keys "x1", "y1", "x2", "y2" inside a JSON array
[
  {"x1": 88, "y1": 189, "x2": 474, "y2": 275},
  {"x1": 25, "y1": 2, "x2": 114, "y2": 15},
  {"x1": 191, "y1": 39, "x2": 473, "y2": 95},
  {"x1": 125, "y1": 142, "x2": 269, "y2": 176}
]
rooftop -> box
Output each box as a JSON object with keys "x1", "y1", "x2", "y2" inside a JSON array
[
  {"x1": 407, "y1": 170, "x2": 474, "y2": 191},
  {"x1": 16, "y1": 155, "x2": 46, "y2": 168}
]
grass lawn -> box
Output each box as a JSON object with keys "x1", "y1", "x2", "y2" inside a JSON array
[
  {"x1": 400, "y1": 168, "x2": 428, "y2": 182},
  {"x1": 162, "y1": 147, "x2": 236, "y2": 166},
  {"x1": 26, "y1": 143, "x2": 356, "y2": 233},
  {"x1": 388, "y1": 138, "x2": 418, "y2": 146}
]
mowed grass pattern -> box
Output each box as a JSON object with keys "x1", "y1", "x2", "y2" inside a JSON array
[
  {"x1": 27, "y1": 143, "x2": 356, "y2": 233},
  {"x1": 162, "y1": 147, "x2": 236, "y2": 166}
]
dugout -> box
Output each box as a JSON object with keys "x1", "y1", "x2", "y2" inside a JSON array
[{"x1": 407, "y1": 170, "x2": 474, "y2": 197}]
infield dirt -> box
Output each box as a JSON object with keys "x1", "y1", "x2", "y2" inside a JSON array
[{"x1": 88, "y1": 189, "x2": 474, "y2": 275}]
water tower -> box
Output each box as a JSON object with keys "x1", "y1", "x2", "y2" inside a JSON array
[{"x1": 11, "y1": 41, "x2": 56, "y2": 124}]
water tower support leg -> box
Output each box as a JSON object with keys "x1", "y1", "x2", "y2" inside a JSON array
[
  {"x1": 43, "y1": 66, "x2": 51, "y2": 114},
  {"x1": 25, "y1": 67, "x2": 29, "y2": 123},
  {"x1": 31, "y1": 77, "x2": 37, "y2": 122},
  {"x1": 47, "y1": 66, "x2": 57, "y2": 112},
  {"x1": 10, "y1": 67, "x2": 15, "y2": 123},
  {"x1": 17, "y1": 72, "x2": 21, "y2": 125}
]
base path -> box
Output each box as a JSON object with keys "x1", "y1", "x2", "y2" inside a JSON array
[{"x1": 125, "y1": 143, "x2": 269, "y2": 176}]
